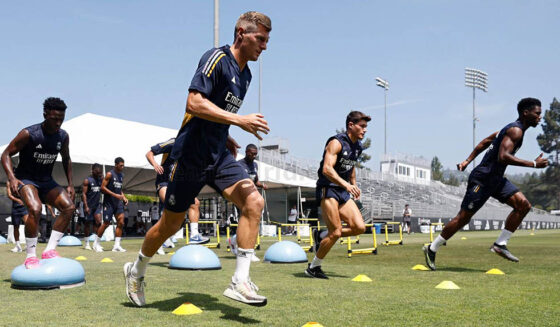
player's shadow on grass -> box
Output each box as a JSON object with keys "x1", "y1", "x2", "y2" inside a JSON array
[
  {"x1": 438, "y1": 267, "x2": 486, "y2": 273},
  {"x1": 292, "y1": 272, "x2": 350, "y2": 278},
  {"x1": 123, "y1": 292, "x2": 260, "y2": 324},
  {"x1": 149, "y1": 262, "x2": 169, "y2": 268}
]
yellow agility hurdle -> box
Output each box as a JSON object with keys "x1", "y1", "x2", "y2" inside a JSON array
[
  {"x1": 340, "y1": 235, "x2": 360, "y2": 245},
  {"x1": 185, "y1": 220, "x2": 221, "y2": 248},
  {"x1": 272, "y1": 221, "x2": 314, "y2": 252},
  {"x1": 297, "y1": 218, "x2": 320, "y2": 246},
  {"x1": 425, "y1": 222, "x2": 446, "y2": 246},
  {"x1": 383, "y1": 222, "x2": 403, "y2": 246},
  {"x1": 225, "y1": 224, "x2": 261, "y2": 252},
  {"x1": 346, "y1": 223, "x2": 377, "y2": 257}
]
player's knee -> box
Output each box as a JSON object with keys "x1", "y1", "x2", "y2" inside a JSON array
[
  {"x1": 519, "y1": 199, "x2": 531, "y2": 214},
  {"x1": 242, "y1": 192, "x2": 264, "y2": 219},
  {"x1": 28, "y1": 206, "x2": 42, "y2": 220},
  {"x1": 330, "y1": 228, "x2": 342, "y2": 239},
  {"x1": 355, "y1": 224, "x2": 366, "y2": 234},
  {"x1": 62, "y1": 203, "x2": 76, "y2": 216}
]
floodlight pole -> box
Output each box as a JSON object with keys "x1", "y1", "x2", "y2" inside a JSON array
[
  {"x1": 464, "y1": 68, "x2": 488, "y2": 169},
  {"x1": 213, "y1": 0, "x2": 219, "y2": 47},
  {"x1": 375, "y1": 77, "x2": 389, "y2": 154},
  {"x1": 472, "y1": 87, "x2": 476, "y2": 167}
]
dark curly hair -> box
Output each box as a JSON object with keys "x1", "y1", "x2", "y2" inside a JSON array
[
  {"x1": 517, "y1": 98, "x2": 541, "y2": 116},
  {"x1": 43, "y1": 97, "x2": 67, "y2": 112}
]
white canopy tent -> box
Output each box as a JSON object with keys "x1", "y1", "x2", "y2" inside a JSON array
[{"x1": 0, "y1": 113, "x2": 316, "y2": 196}]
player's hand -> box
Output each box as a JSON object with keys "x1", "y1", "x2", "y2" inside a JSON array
[
  {"x1": 66, "y1": 186, "x2": 75, "y2": 201},
  {"x1": 239, "y1": 113, "x2": 270, "y2": 140},
  {"x1": 456, "y1": 160, "x2": 470, "y2": 171},
  {"x1": 153, "y1": 164, "x2": 164, "y2": 175},
  {"x1": 8, "y1": 177, "x2": 24, "y2": 197},
  {"x1": 122, "y1": 195, "x2": 129, "y2": 205},
  {"x1": 84, "y1": 206, "x2": 90, "y2": 215},
  {"x1": 261, "y1": 183, "x2": 269, "y2": 190},
  {"x1": 346, "y1": 183, "x2": 361, "y2": 199},
  {"x1": 226, "y1": 135, "x2": 241, "y2": 158},
  {"x1": 535, "y1": 153, "x2": 549, "y2": 168}
]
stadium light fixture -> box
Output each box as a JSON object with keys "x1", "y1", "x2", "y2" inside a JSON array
[
  {"x1": 464, "y1": 67, "x2": 488, "y2": 168},
  {"x1": 375, "y1": 77, "x2": 389, "y2": 154}
]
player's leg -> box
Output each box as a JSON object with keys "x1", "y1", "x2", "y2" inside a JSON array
[
  {"x1": 18, "y1": 185, "x2": 43, "y2": 267},
  {"x1": 221, "y1": 178, "x2": 267, "y2": 305},
  {"x1": 112, "y1": 210, "x2": 126, "y2": 252},
  {"x1": 188, "y1": 198, "x2": 209, "y2": 244},
  {"x1": 157, "y1": 185, "x2": 175, "y2": 248},
  {"x1": 83, "y1": 218, "x2": 92, "y2": 250},
  {"x1": 44, "y1": 186, "x2": 75, "y2": 258},
  {"x1": 10, "y1": 212, "x2": 25, "y2": 252},
  {"x1": 339, "y1": 199, "x2": 366, "y2": 237},
  {"x1": 95, "y1": 206, "x2": 113, "y2": 252}
]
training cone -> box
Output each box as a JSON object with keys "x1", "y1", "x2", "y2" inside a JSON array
[
  {"x1": 302, "y1": 323, "x2": 324, "y2": 327},
  {"x1": 352, "y1": 274, "x2": 372, "y2": 282},
  {"x1": 101, "y1": 258, "x2": 113, "y2": 263},
  {"x1": 530, "y1": 233, "x2": 535, "y2": 236},
  {"x1": 75, "y1": 256, "x2": 87, "y2": 261},
  {"x1": 412, "y1": 264, "x2": 430, "y2": 271},
  {"x1": 461, "y1": 237, "x2": 467, "y2": 240},
  {"x1": 172, "y1": 302, "x2": 203, "y2": 316},
  {"x1": 486, "y1": 268, "x2": 505, "y2": 275},
  {"x1": 168, "y1": 252, "x2": 175, "y2": 255},
  {"x1": 435, "y1": 281, "x2": 460, "y2": 290}
]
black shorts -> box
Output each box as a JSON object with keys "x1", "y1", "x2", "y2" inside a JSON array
[
  {"x1": 316, "y1": 185, "x2": 351, "y2": 205},
  {"x1": 103, "y1": 202, "x2": 124, "y2": 222},
  {"x1": 86, "y1": 205, "x2": 102, "y2": 222},
  {"x1": 461, "y1": 177, "x2": 519, "y2": 213},
  {"x1": 403, "y1": 220, "x2": 411, "y2": 226},
  {"x1": 18, "y1": 178, "x2": 60, "y2": 203},
  {"x1": 11, "y1": 202, "x2": 28, "y2": 226},
  {"x1": 165, "y1": 151, "x2": 249, "y2": 213}
]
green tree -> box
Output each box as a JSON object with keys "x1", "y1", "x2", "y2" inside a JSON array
[
  {"x1": 431, "y1": 156, "x2": 443, "y2": 181},
  {"x1": 336, "y1": 128, "x2": 371, "y2": 169},
  {"x1": 445, "y1": 174, "x2": 460, "y2": 186},
  {"x1": 537, "y1": 98, "x2": 560, "y2": 165}
]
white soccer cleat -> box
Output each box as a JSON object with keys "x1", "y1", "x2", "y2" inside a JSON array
[
  {"x1": 93, "y1": 244, "x2": 104, "y2": 252},
  {"x1": 251, "y1": 254, "x2": 261, "y2": 262},
  {"x1": 84, "y1": 244, "x2": 92, "y2": 251},
  {"x1": 157, "y1": 247, "x2": 165, "y2": 255},
  {"x1": 223, "y1": 278, "x2": 267, "y2": 306},
  {"x1": 123, "y1": 262, "x2": 146, "y2": 307},
  {"x1": 10, "y1": 246, "x2": 22, "y2": 253},
  {"x1": 112, "y1": 246, "x2": 127, "y2": 252}
]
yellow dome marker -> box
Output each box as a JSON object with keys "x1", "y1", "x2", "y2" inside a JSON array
[
  {"x1": 75, "y1": 256, "x2": 87, "y2": 261},
  {"x1": 172, "y1": 302, "x2": 203, "y2": 315},
  {"x1": 412, "y1": 264, "x2": 430, "y2": 271},
  {"x1": 168, "y1": 252, "x2": 175, "y2": 255},
  {"x1": 352, "y1": 274, "x2": 372, "y2": 282},
  {"x1": 486, "y1": 268, "x2": 505, "y2": 275},
  {"x1": 101, "y1": 258, "x2": 114, "y2": 263},
  {"x1": 302, "y1": 322, "x2": 324, "y2": 327},
  {"x1": 461, "y1": 237, "x2": 467, "y2": 240},
  {"x1": 435, "y1": 281, "x2": 460, "y2": 289}
]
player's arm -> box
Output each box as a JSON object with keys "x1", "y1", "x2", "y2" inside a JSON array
[
  {"x1": 60, "y1": 135, "x2": 74, "y2": 201},
  {"x1": 457, "y1": 132, "x2": 499, "y2": 171},
  {"x1": 349, "y1": 167, "x2": 360, "y2": 200},
  {"x1": 1, "y1": 129, "x2": 30, "y2": 196},
  {"x1": 254, "y1": 172, "x2": 268, "y2": 190},
  {"x1": 145, "y1": 150, "x2": 164, "y2": 175},
  {"x1": 498, "y1": 128, "x2": 549, "y2": 168},
  {"x1": 82, "y1": 178, "x2": 90, "y2": 214},
  {"x1": 186, "y1": 91, "x2": 270, "y2": 140},
  {"x1": 6, "y1": 181, "x2": 24, "y2": 205},
  {"x1": 47, "y1": 204, "x2": 56, "y2": 217},
  {"x1": 226, "y1": 134, "x2": 241, "y2": 158},
  {"x1": 322, "y1": 139, "x2": 360, "y2": 198},
  {"x1": 101, "y1": 171, "x2": 122, "y2": 200},
  {"x1": 121, "y1": 190, "x2": 128, "y2": 205}
]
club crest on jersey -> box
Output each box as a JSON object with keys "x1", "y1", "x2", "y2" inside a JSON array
[
  {"x1": 231, "y1": 76, "x2": 236, "y2": 84},
  {"x1": 56, "y1": 142, "x2": 61, "y2": 151},
  {"x1": 168, "y1": 195, "x2": 176, "y2": 206}
]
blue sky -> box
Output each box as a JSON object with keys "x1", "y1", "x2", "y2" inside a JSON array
[{"x1": 1, "y1": 1, "x2": 558, "y2": 174}]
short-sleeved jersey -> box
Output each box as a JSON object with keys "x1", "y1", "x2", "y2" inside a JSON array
[
  {"x1": 317, "y1": 133, "x2": 363, "y2": 187},
  {"x1": 238, "y1": 158, "x2": 259, "y2": 183},
  {"x1": 470, "y1": 120, "x2": 525, "y2": 184},
  {"x1": 15, "y1": 123, "x2": 68, "y2": 182},
  {"x1": 172, "y1": 45, "x2": 252, "y2": 167},
  {"x1": 150, "y1": 138, "x2": 175, "y2": 181},
  {"x1": 103, "y1": 169, "x2": 124, "y2": 207},
  {"x1": 85, "y1": 176, "x2": 103, "y2": 209}
]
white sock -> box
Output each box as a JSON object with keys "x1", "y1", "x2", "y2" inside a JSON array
[
  {"x1": 131, "y1": 251, "x2": 151, "y2": 278},
  {"x1": 15, "y1": 240, "x2": 22, "y2": 249},
  {"x1": 26, "y1": 237, "x2": 38, "y2": 258},
  {"x1": 84, "y1": 238, "x2": 90, "y2": 246},
  {"x1": 430, "y1": 235, "x2": 447, "y2": 252},
  {"x1": 191, "y1": 223, "x2": 199, "y2": 237},
  {"x1": 233, "y1": 248, "x2": 254, "y2": 283},
  {"x1": 319, "y1": 230, "x2": 328, "y2": 239},
  {"x1": 45, "y1": 231, "x2": 64, "y2": 252},
  {"x1": 93, "y1": 235, "x2": 99, "y2": 247},
  {"x1": 496, "y1": 229, "x2": 513, "y2": 246},
  {"x1": 114, "y1": 237, "x2": 121, "y2": 248},
  {"x1": 310, "y1": 255, "x2": 323, "y2": 269}
]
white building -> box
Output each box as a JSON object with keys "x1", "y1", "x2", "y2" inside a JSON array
[{"x1": 380, "y1": 153, "x2": 431, "y2": 185}]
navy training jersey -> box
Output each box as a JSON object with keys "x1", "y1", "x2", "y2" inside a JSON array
[
  {"x1": 238, "y1": 158, "x2": 258, "y2": 183},
  {"x1": 150, "y1": 138, "x2": 175, "y2": 178},
  {"x1": 317, "y1": 133, "x2": 363, "y2": 187},
  {"x1": 15, "y1": 123, "x2": 68, "y2": 182},
  {"x1": 471, "y1": 120, "x2": 525, "y2": 183},
  {"x1": 85, "y1": 176, "x2": 102, "y2": 209},
  {"x1": 103, "y1": 169, "x2": 124, "y2": 206},
  {"x1": 172, "y1": 45, "x2": 252, "y2": 167}
]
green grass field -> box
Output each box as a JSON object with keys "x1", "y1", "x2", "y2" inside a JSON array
[{"x1": 1, "y1": 229, "x2": 559, "y2": 327}]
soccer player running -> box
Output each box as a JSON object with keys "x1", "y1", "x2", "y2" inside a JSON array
[
  {"x1": 230, "y1": 143, "x2": 269, "y2": 262},
  {"x1": 95, "y1": 157, "x2": 128, "y2": 252},
  {"x1": 306, "y1": 111, "x2": 369, "y2": 279},
  {"x1": 145, "y1": 138, "x2": 209, "y2": 248},
  {"x1": 124, "y1": 11, "x2": 271, "y2": 307},
  {"x1": 423, "y1": 98, "x2": 548, "y2": 270},
  {"x1": 82, "y1": 163, "x2": 103, "y2": 250},
  {"x1": 1, "y1": 97, "x2": 76, "y2": 268},
  {"x1": 6, "y1": 180, "x2": 29, "y2": 253}
]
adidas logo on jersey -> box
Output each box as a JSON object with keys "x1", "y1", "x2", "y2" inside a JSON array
[
  {"x1": 231, "y1": 76, "x2": 236, "y2": 84},
  {"x1": 36, "y1": 144, "x2": 42, "y2": 149}
]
